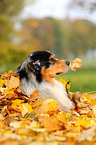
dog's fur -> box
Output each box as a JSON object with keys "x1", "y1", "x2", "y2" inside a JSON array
[{"x1": 16, "y1": 51, "x2": 74, "y2": 111}]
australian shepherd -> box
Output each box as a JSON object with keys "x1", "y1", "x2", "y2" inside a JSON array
[{"x1": 16, "y1": 51, "x2": 74, "y2": 111}]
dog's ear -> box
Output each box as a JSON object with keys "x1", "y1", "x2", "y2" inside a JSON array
[
  {"x1": 28, "y1": 60, "x2": 41, "y2": 73},
  {"x1": 28, "y1": 63, "x2": 34, "y2": 71}
]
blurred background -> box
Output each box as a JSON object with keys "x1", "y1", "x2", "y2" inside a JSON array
[{"x1": 0, "y1": 0, "x2": 96, "y2": 93}]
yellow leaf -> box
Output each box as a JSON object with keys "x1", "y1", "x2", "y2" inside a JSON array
[
  {"x1": 11, "y1": 99, "x2": 23, "y2": 110},
  {"x1": 57, "y1": 112, "x2": 67, "y2": 121},
  {"x1": 31, "y1": 97, "x2": 44, "y2": 107},
  {"x1": 70, "y1": 58, "x2": 83, "y2": 71},
  {"x1": 26, "y1": 121, "x2": 40, "y2": 129},
  {"x1": 90, "y1": 99, "x2": 96, "y2": 106},
  {"x1": 92, "y1": 105, "x2": 96, "y2": 114},
  {"x1": 10, "y1": 121, "x2": 22, "y2": 128},
  {"x1": 0, "y1": 79, "x2": 4, "y2": 87},
  {"x1": 12, "y1": 99, "x2": 23, "y2": 106},
  {"x1": 43, "y1": 99, "x2": 58, "y2": 110},
  {"x1": 70, "y1": 125, "x2": 81, "y2": 132},
  {"x1": 59, "y1": 78, "x2": 66, "y2": 86},
  {"x1": 66, "y1": 132, "x2": 77, "y2": 138},
  {"x1": 4, "y1": 76, "x2": 20, "y2": 89},
  {"x1": 75, "y1": 118, "x2": 93, "y2": 127},
  {"x1": 66, "y1": 80, "x2": 70, "y2": 92},
  {"x1": 37, "y1": 99, "x2": 58, "y2": 115},
  {"x1": 48, "y1": 100, "x2": 58, "y2": 111},
  {"x1": 59, "y1": 78, "x2": 70, "y2": 92},
  {"x1": 19, "y1": 103, "x2": 33, "y2": 116},
  {"x1": 37, "y1": 103, "x2": 49, "y2": 115},
  {"x1": 4, "y1": 88, "x2": 14, "y2": 95}
]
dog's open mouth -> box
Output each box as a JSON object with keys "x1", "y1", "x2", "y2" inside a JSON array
[
  {"x1": 56, "y1": 72, "x2": 63, "y2": 75},
  {"x1": 56, "y1": 68, "x2": 69, "y2": 76}
]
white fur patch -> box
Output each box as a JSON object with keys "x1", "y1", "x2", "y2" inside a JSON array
[{"x1": 20, "y1": 73, "x2": 74, "y2": 111}]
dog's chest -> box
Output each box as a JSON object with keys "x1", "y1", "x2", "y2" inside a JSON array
[
  {"x1": 20, "y1": 77, "x2": 74, "y2": 111},
  {"x1": 20, "y1": 78, "x2": 37, "y2": 96}
]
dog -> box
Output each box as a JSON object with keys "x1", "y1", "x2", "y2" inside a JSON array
[{"x1": 16, "y1": 50, "x2": 74, "y2": 111}]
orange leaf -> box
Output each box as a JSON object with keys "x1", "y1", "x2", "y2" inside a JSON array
[
  {"x1": 41, "y1": 115, "x2": 60, "y2": 131},
  {"x1": 30, "y1": 90, "x2": 40, "y2": 101},
  {"x1": 48, "y1": 109, "x2": 61, "y2": 116}
]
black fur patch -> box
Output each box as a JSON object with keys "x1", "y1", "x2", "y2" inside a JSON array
[
  {"x1": 30, "y1": 51, "x2": 52, "y2": 67},
  {"x1": 17, "y1": 67, "x2": 29, "y2": 81},
  {"x1": 17, "y1": 51, "x2": 54, "y2": 83},
  {"x1": 36, "y1": 71, "x2": 42, "y2": 83},
  {"x1": 28, "y1": 51, "x2": 52, "y2": 82}
]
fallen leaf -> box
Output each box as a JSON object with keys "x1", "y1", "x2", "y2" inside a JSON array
[
  {"x1": 37, "y1": 99, "x2": 58, "y2": 115},
  {"x1": 48, "y1": 109, "x2": 60, "y2": 116},
  {"x1": 57, "y1": 112, "x2": 67, "y2": 122},
  {"x1": 1, "y1": 70, "x2": 96, "y2": 144},
  {"x1": 11, "y1": 99, "x2": 23, "y2": 111},
  {"x1": 75, "y1": 118, "x2": 93, "y2": 127},
  {"x1": 79, "y1": 125, "x2": 96, "y2": 141},
  {"x1": 30, "y1": 90, "x2": 40, "y2": 100},
  {"x1": 4, "y1": 76, "x2": 20, "y2": 89},
  {"x1": 12, "y1": 99, "x2": 23, "y2": 106},
  {"x1": 48, "y1": 99, "x2": 58, "y2": 111},
  {"x1": 92, "y1": 105, "x2": 96, "y2": 114},
  {"x1": 0, "y1": 79, "x2": 4, "y2": 87},
  {"x1": 19, "y1": 103, "x2": 33, "y2": 116},
  {"x1": 59, "y1": 78, "x2": 70, "y2": 92},
  {"x1": 10, "y1": 121, "x2": 22, "y2": 128},
  {"x1": 41, "y1": 115, "x2": 61, "y2": 131},
  {"x1": 4, "y1": 88, "x2": 15, "y2": 95},
  {"x1": 31, "y1": 97, "x2": 44, "y2": 107}
]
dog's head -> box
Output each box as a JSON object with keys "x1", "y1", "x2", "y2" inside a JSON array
[{"x1": 16, "y1": 51, "x2": 70, "y2": 83}]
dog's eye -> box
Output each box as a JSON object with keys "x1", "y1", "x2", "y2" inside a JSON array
[
  {"x1": 51, "y1": 58, "x2": 54, "y2": 62},
  {"x1": 49, "y1": 58, "x2": 56, "y2": 64}
]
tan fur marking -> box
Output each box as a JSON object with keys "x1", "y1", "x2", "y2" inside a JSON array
[
  {"x1": 49, "y1": 55, "x2": 55, "y2": 64},
  {"x1": 41, "y1": 60, "x2": 68, "y2": 84},
  {"x1": 28, "y1": 64, "x2": 34, "y2": 70}
]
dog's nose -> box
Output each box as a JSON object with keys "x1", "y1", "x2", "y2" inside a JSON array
[{"x1": 66, "y1": 61, "x2": 70, "y2": 66}]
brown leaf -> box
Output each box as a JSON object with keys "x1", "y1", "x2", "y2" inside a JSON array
[
  {"x1": 79, "y1": 125, "x2": 96, "y2": 141},
  {"x1": 4, "y1": 116, "x2": 14, "y2": 126},
  {"x1": 77, "y1": 107, "x2": 91, "y2": 115}
]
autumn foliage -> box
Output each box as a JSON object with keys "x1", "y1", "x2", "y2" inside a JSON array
[{"x1": 0, "y1": 60, "x2": 96, "y2": 145}]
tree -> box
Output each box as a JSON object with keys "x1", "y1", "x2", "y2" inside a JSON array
[
  {"x1": 68, "y1": 0, "x2": 96, "y2": 13},
  {"x1": 0, "y1": 0, "x2": 25, "y2": 41},
  {"x1": 0, "y1": 0, "x2": 33, "y2": 73}
]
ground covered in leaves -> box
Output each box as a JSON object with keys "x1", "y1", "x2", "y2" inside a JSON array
[{"x1": 0, "y1": 70, "x2": 96, "y2": 145}]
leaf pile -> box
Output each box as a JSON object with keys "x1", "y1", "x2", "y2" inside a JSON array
[{"x1": 0, "y1": 70, "x2": 96, "y2": 145}]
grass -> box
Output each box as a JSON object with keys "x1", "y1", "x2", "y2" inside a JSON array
[{"x1": 56, "y1": 69, "x2": 96, "y2": 93}]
